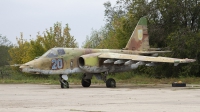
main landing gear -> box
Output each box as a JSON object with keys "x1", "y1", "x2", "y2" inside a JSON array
[
  {"x1": 81, "y1": 73, "x2": 116, "y2": 88},
  {"x1": 81, "y1": 79, "x2": 91, "y2": 87},
  {"x1": 81, "y1": 74, "x2": 91, "y2": 87},
  {"x1": 101, "y1": 73, "x2": 116, "y2": 88},
  {"x1": 59, "y1": 75, "x2": 69, "y2": 88},
  {"x1": 106, "y1": 78, "x2": 116, "y2": 88}
]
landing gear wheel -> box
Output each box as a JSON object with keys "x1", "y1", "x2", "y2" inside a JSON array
[
  {"x1": 59, "y1": 74, "x2": 69, "y2": 89},
  {"x1": 106, "y1": 78, "x2": 116, "y2": 88},
  {"x1": 81, "y1": 79, "x2": 91, "y2": 87},
  {"x1": 60, "y1": 79, "x2": 69, "y2": 89},
  {"x1": 60, "y1": 80, "x2": 69, "y2": 88}
]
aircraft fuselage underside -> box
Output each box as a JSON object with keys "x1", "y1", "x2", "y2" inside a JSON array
[{"x1": 21, "y1": 64, "x2": 136, "y2": 75}]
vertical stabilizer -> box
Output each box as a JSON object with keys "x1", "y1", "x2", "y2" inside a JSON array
[{"x1": 124, "y1": 17, "x2": 150, "y2": 51}]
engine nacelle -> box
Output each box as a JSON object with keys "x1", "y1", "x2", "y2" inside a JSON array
[
  {"x1": 78, "y1": 53, "x2": 105, "y2": 73},
  {"x1": 78, "y1": 53, "x2": 100, "y2": 67}
]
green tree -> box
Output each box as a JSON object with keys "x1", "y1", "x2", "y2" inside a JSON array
[
  {"x1": 9, "y1": 33, "x2": 32, "y2": 64},
  {"x1": 9, "y1": 23, "x2": 78, "y2": 64},
  {"x1": 0, "y1": 35, "x2": 12, "y2": 66},
  {"x1": 42, "y1": 23, "x2": 78, "y2": 49},
  {"x1": 31, "y1": 22, "x2": 78, "y2": 58},
  {"x1": 166, "y1": 28, "x2": 200, "y2": 77},
  {"x1": 83, "y1": 0, "x2": 200, "y2": 77},
  {"x1": 82, "y1": 28, "x2": 107, "y2": 48}
]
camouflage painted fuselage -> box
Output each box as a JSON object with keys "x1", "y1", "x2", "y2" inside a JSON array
[{"x1": 20, "y1": 48, "x2": 150, "y2": 75}]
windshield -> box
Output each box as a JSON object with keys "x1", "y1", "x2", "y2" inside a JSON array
[{"x1": 41, "y1": 48, "x2": 65, "y2": 58}]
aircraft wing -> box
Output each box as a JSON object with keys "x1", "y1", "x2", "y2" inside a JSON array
[
  {"x1": 137, "y1": 51, "x2": 171, "y2": 55},
  {"x1": 132, "y1": 50, "x2": 171, "y2": 55},
  {"x1": 98, "y1": 53, "x2": 195, "y2": 65}
]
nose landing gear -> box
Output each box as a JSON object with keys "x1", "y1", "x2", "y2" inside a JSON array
[{"x1": 59, "y1": 75, "x2": 69, "y2": 88}]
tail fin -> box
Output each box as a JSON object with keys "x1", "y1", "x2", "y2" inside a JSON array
[{"x1": 124, "y1": 17, "x2": 150, "y2": 51}]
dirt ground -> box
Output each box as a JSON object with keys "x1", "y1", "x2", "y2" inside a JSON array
[{"x1": 0, "y1": 84, "x2": 200, "y2": 112}]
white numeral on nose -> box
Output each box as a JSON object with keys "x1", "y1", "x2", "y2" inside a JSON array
[{"x1": 52, "y1": 58, "x2": 63, "y2": 70}]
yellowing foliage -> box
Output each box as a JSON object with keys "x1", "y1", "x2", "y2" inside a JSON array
[
  {"x1": 9, "y1": 35, "x2": 32, "y2": 64},
  {"x1": 9, "y1": 23, "x2": 78, "y2": 64}
]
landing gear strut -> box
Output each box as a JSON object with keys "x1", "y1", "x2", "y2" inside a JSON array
[{"x1": 59, "y1": 75, "x2": 69, "y2": 88}]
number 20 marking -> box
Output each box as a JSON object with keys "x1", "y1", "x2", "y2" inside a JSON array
[{"x1": 52, "y1": 58, "x2": 63, "y2": 70}]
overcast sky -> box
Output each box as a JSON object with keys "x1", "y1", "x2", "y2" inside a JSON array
[{"x1": 0, "y1": 0, "x2": 117, "y2": 47}]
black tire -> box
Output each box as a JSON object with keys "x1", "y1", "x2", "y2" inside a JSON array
[
  {"x1": 60, "y1": 80, "x2": 69, "y2": 88},
  {"x1": 81, "y1": 79, "x2": 91, "y2": 87},
  {"x1": 106, "y1": 78, "x2": 116, "y2": 88},
  {"x1": 172, "y1": 82, "x2": 186, "y2": 87}
]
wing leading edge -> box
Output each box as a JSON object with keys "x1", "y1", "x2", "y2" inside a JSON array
[{"x1": 98, "y1": 53, "x2": 196, "y2": 66}]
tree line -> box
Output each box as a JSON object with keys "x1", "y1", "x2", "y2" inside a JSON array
[
  {"x1": 82, "y1": 0, "x2": 200, "y2": 77},
  {"x1": 0, "y1": 22, "x2": 78, "y2": 67}
]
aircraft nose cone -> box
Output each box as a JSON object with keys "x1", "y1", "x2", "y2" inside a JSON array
[
  {"x1": 19, "y1": 65, "x2": 23, "y2": 69},
  {"x1": 19, "y1": 65, "x2": 26, "y2": 72},
  {"x1": 19, "y1": 59, "x2": 36, "y2": 72}
]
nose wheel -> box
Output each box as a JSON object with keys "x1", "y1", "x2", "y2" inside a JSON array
[{"x1": 59, "y1": 75, "x2": 69, "y2": 88}]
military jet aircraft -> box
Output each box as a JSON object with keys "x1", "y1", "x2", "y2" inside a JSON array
[{"x1": 19, "y1": 17, "x2": 195, "y2": 88}]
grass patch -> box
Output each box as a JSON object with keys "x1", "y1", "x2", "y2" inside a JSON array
[
  {"x1": 0, "y1": 67, "x2": 200, "y2": 85},
  {"x1": 1, "y1": 74, "x2": 200, "y2": 85}
]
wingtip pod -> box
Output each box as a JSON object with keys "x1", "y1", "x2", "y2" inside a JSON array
[
  {"x1": 174, "y1": 58, "x2": 196, "y2": 66},
  {"x1": 185, "y1": 59, "x2": 196, "y2": 63},
  {"x1": 180, "y1": 58, "x2": 196, "y2": 63}
]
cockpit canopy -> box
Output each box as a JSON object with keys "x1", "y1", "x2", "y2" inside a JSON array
[{"x1": 41, "y1": 48, "x2": 65, "y2": 58}]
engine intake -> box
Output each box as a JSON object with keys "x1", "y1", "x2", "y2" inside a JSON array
[
  {"x1": 78, "y1": 53, "x2": 100, "y2": 67},
  {"x1": 79, "y1": 57, "x2": 85, "y2": 66},
  {"x1": 78, "y1": 53, "x2": 103, "y2": 73}
]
